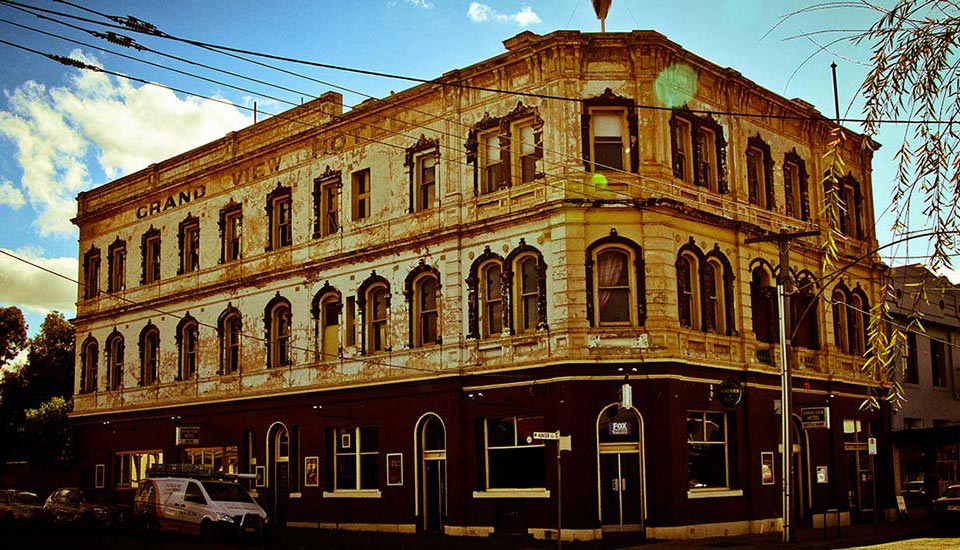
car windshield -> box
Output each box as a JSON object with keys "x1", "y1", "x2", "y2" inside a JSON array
[
  {"x1": 201, "y1": 482, "x2": 255, "y2": 503},
  {"x1": 945, "y1": 486, "x2": 960, "y2": 498},
  {"x1": 14, "y1": 492, "x2": 40, "y2": 505}
]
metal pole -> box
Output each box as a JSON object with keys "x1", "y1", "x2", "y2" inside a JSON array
[
  {"x1": 830, "y1": 62, "x2": 841, "y2": 125},
  {"x1": 557, "y1": 442, "x2": 562, "y2": 550},
  {"x1": 778, "y1": 283, "x2": 792, "y2": 543}
]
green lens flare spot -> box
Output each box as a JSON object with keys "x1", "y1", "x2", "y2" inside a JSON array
[
  {"x1": 654, "y1": 63, "x2": 698, "y2": 108},
  {"x1": 591, "y1": 173, "x2": 608, "y2": 188}
]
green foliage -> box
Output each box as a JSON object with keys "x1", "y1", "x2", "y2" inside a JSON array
[
  {"x1": 820, "y1": 127, "x2": 846, "y2": 271},
  {"x1": 0, "y1": 306, "x2": 27, "y2": 367},
  {"x1": 23, "y1": 311, "x2": 75, "y2": 408}
]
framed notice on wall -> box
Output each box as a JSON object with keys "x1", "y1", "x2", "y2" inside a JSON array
[
  {"x1": 387, "y1": 453, "x2": 403, "y2": 486},
  {"x1": 761, "y1": 452, "x2": 775, "y2": 485},
  {"x1": 255, "y1": 466, "x2": 266, "y2": 487},
  {"x1": 95, "y1": 464, "x2": 105, "y2": 488},
  {"x1": 304, "y1": 457, "x2": 319, "y2": 487}
]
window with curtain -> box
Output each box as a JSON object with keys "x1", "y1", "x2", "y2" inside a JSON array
[{"x1": 596, "y1": 249, "x2": 630, "y2": 325}]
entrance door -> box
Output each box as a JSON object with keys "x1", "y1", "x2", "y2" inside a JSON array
[
  {"x1": 598, "y1": 405, "x2": 644, "y2": 532},
  {"x1": 267, "y1": 424, "x2": 290, "y2": 527},
  {"x1": 417, "y1": 414, "x2": 446, "y2": 533}
]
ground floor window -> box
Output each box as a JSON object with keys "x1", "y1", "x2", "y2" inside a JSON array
[
  {"x1": 114, "y1": 450, "x2": 163, "y2": 488},
  {"x1": 183, "y1": 446, "x2": 238, "y2": 473},
  {"x1": 334, "y1": 426, "x2": 379, "y2": 491},
  {"x1": 687, "y1": 411, "x2": 730, "y2": 489},
  {"x1": 484, "y1": 415, "x2": 546, "y2": 489}
]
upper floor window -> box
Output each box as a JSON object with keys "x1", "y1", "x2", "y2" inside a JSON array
[
  {"x1": 483, "y1": 415, "x2": 546, "y2": 490},
  {"x1": 676, "y1": 240, "x2": 735, "y2": 335},
  {"x1": 904, "y1": 332, "x2": 919, "y2": 384},
  {"x1": 177, "y1": 315, "x2": 199, "y2": 380},
  {"x1": 218, "y1": 307, "x2": 242, "y2": 375},
  {"x1": 83, "y1": 246, "x2": 101, "y2": 300},
  {"x1": 106, "y1": 331, "x2": 124, "y2": 391},
  {"x1": 178, "y1": 215, "x2": 200, "y2": 274},
  {"x1": 80, "y1": 336, "x2": 98, "y2": 394},
  {"x1": 480, "y1": 261, "x2": 503, "y2": 337},
  {"x1": 313, "y1": 168, "x2": 341, "y2": 238},
  {"x1": 467, "y1": 242, "x2": 547, "y2": 338},
  {"x1": 832, "y1": 284, "x2": 868, "y2": 355},
  {"x1": 139, "y1": 323, "x2": 160, "y2": 386},
  {"x1": 407, "y1": 268, "x2": 440, "y2": 348},
  {"x1": 265, "y1": 296, "x2": 292, "y2": 368},
  {"x1": 783, "y1": 151, "x2": 810, "y2": 221},
  {"x1": 932, "y1": 339, "x2": 948, "y2": 388},
  {"x1": 405, "y1": 135, "x2": 440, "y2": 213},
  {"x1": 312, "y1": 286, "x2": 341, "y2": 363},
  {"x1": 749, "y1": 263, "x2": 779, "y2": 344},
  {"x1": 367, "y1": 285, "x2": 389, "y2": 354},
  {"x1": 669, "y1": 110, "x2": 728, "y2": 193},
  {"x1": 480, "y1": 130, "x2": 501, "y2": 194},
  {"x1": 582, "y1": 88, "x2": 638, "y2": 174},
  {"x1": 511, "y1": 119, "x2": 539, "y2": 185},
  {"x1": 746, "y1": 135, "x2": 774, "y2": 210},
  {"x1": 467, "y1": 103, "x2": 544, "y2": 195},
  {"x1": 515, "y1": 255, "x2": 540, "y2": 334},
  {"x1": 586, "y1": 233, "x2": 646, "y2": 328},
  {"x1": 333, "y1": 426, "x2": 379, "y2": 491},
  {"x1": 141, "y1": 227, "x2": 161, "y2": 285},
  {"x1": 838, "y1": 175, "x2": 864, "y2": 240},
  {"x1": 351, "y1": 169, "x2": 370, "y2": 221},
  {"x1": 791, "y1": 273, "x2": 821, "y2": 350},
  {"x1": 108, "y1": 238, "x2": 126, "y2": 293},
  {"x1": 265, "y1": 184, "x2": 292, "y2": 251},
  {"x1": 219, "y1": 201, "x2": 242, "y2": 263}
]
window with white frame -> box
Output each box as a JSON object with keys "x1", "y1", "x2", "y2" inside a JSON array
[
  {"x1": 511, "y1": 119, "x2": 538, "y2": 185},
  {"x1": 179, "y1": 216, "x2": 200, "y2": 274},
  {"x1": 514, "y1": 255, "x2": 540, "y2": 334},
  {"x1": 352, "y1": 169, "x2": 370, "y2": 221},
  {"x1": 140, "y1": 324, "x2": 160, "y2": 386},
  {"x1": 219, "y1": 308, "x2": 241, "y2": 375},
  {"x1": 334, "y1": 426, "x2": 379, "y2": 491},
  {"x1": 415, "y1": 154, "x2": 437, "y2": 211},
  {"x1": 177, "y1": 316, "x2": 199, "y2": 380},
  {"x1": 687, "y1": 411, "x2": 730, "y2": 490},
  {"x1": 484, "y1": 415, "x2": 546, "y2": 489},
  {"x1": 480, "y1": 261, "x2": 503, "y2": 337},
  {"x1": 590, "y1": 108, "x2": 627, "y2": 172},
  {"x1": 106, "y1": 332, "x2": 124, "y2": 390},
  {"x1": 267, "y1": 299, "x2": 292, "y2": 368},
  {"x1": 366, "y1": 285, "x2": 389, "y2": 354},
  {"x1": 413, "y1": 274, "x2": 439, "y2": 348},
  {"x1": 479, "y1": 130, "x2": 501, "y2": 194},
  {"x1": 594, "y1": 248, "x2": 633, "y2": 326}
]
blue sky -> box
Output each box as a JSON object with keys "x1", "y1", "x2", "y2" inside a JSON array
[{"x1": 0, "y1": 0, "x2": 919, "y2": 337}]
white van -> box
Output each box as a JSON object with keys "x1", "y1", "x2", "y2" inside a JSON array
[{"x1": 134, "y1": 473, "x2": 268, "y2": 540}]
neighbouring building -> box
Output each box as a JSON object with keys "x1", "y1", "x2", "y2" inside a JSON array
[
  {"x1": 70, "y1": 30, "x2": 889, "y2": 540},
  {"x1": 888, "y1": 264, "x2": 960, "y2": 505}
]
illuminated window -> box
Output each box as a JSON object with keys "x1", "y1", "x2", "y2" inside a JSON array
[
  {"x1": 115, "y1": 450, "x2": 163, "y2": 488},
  {"x1": 313, "y1": 289, "x2": 341, "y2": 362}
]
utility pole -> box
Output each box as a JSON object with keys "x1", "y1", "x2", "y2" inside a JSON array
[{"x1": 745, "y1": 228, "x2": 819, "y2": 543}]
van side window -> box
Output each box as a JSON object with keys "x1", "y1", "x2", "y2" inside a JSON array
[{"x1": 184, "y1": 482, "x2": 206, "y2": 505}]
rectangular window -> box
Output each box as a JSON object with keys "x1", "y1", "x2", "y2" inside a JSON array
[
  {"x1": 687, "y1": 411, "x2": 730, "y2": 489},
  {"x1": 109, "y1": 244, "x2": 126, "y2": 292},
  {"x1": 673, "y1": 117, "x2": 693, "y2": 183},
  {"x1": 746, "y1": 147, "x2": 765, "y2": 208},
  {"x1": 697, "y1": 127, "x2": 717, "y2": 191},
  {"x1": 840, "y1": 183, "x2": 859, "y2": 238},
  {"x1": 512, "y1": 121, "x2": 537, "y2": 185},
  {"x1": 183, "y1": 446, "x2": 239, "y2": 474},
  {"x1": 784, "y1": 161, "x2": 802, "y2": 219},
  {"x1": 222, "y1": 208, "x2": 242, "y2": 263},
  {"x1": 591, "y1": 109, "x2": 625, "y2": 171},
  {"x1": 334, "y1": 426, "x2": 379, "y2": 491},
  {"x1": 320, "y1": 180, "x2": 339, "y2": 237},
  {"x1": 932, "y1": 339, "x2": 948, "y2": 388},
  {"x1": 272, "y1": 196, "x2": 292, "y2": 249},
  {"x1": 352, "y1": 169, "x2": 370, "y2": 221},
  {"x1": 182, "y1": 220, "x2": 200, "y2": 273},
  {"x1": 83, "y1": 250, "x2": 100, "y2": 299},
  {"x1": 145, "y1": 234, "x2": 161, "y2": 284},
  {"x1": 480, "y1": 131, "x2": 501, "y2": 194},
  {"x1": 904, "y1": 332, "x2": 919, "y2": 384},
  {"x1": 345, "y1": 296, "x2": 356, "y2": 347},
  {"x1": 484, "y1": 415, "x2": 546, "y2": 489},
  {"x1": 114, "y1": 450, "x2": 163, "y2": 488},
  {"x1": 416, "y1": 155, "x2": 437, "y2": 211}
]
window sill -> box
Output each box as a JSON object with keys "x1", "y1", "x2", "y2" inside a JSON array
[
  {"x1": 472, "y1": 489, "x2": 551, "y2": 499},
  {"x1": 687, "y1": 488, "x2": 743, "y2": 499},
  {"x1": 322, "y1": 489, "x2": 381, "y2": 499}
]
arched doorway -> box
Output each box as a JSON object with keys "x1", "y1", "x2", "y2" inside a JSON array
[
  {"x1": 597, "y1": 404, "x2": 645, "y2": 533},
  {"x1": 791, "y1": 414, "x2": 812, "y2": 526},
  {"x1": 266, "y1": 422, "x2": 290, "y2": 527},
  {"x1": 415, "y1": 413, "x2": 447, "y2": 533}
]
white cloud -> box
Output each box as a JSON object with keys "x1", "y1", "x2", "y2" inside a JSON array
[
  {"x1": 467, "y1": 2, "x2": 541, "y2": 26},
  {"x1": 0, "y1": 179, "x2": 25, "y2": 210},
  {"x1": 0, "y1": 49, "x2": 251, "y2": 238},
  {"x1": 406, "y1": 0, "x2": 434, "y2": 8},
  {"x1": 0, "y1": 247, "x2": 77, "y2": 318}
]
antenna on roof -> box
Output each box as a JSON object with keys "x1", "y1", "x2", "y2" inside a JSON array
[{"x1": 592, "y1": 0, "x2": 612, "y2": 33}]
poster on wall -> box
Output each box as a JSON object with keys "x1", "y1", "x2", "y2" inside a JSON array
[
  {"x1": 304, "y1": 457, "x2": 319, "y2": 487},
  {"x1": 387, "y1": 453, "x2": 403, "y2": 486},
  {"x1": 761, "y1": 452, "x2": 775, "y2": 485},
  {"x1": 255, "y1": 466, "x2": 266, "y2": 487},
  {"x1": 95, "y1": 464, "x2": 105, "y2": 489}
]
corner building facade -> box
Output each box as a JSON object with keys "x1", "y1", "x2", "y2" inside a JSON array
[{"x1": 72, "y1": 30, "x2": 890, "y2": 540}]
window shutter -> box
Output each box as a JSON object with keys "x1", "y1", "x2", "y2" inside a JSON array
[
  {"x1": 702, "y1": 264, "x2": 717, "y2": 332},
  {"x1": 676, "y1": 258, "x2": 691, "y2": 328},
  {"x1": 764, "y1": 153, "x2": 775, "y2": 210},
  {"x1": 580, "y1": 113, "x2": 592, "y2": 171},
  {"x1": 799, "y1": 170, "x2": 810, "y2": 221},
  {"x1": 670, "y1": 117, "x2": 682, "y2": 179}
]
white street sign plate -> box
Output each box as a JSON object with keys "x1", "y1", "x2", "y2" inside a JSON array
[{"x1": 533, "y1": 431, "x2": 560, "y2": 440}]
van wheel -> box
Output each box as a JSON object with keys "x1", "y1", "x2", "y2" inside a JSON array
[{"x1": 200, "y1": 520, "x2": 215, "y2": 543}]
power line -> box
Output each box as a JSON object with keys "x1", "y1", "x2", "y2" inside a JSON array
[{"x1": 2, "y1": 0, "x2": 955, "y2": 126}]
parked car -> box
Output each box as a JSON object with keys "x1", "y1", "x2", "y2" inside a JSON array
[
  {"x1": 42, "y1": 488, "x2": 131, "y2": 529},
  {"x1": 134, "y1": 475, "x2": 268, "y2": 541},
  {"x1": 0, "y1": 489, "x2": 45, "y2": 526},
  {"x1": 932, "y1": 484, "x2": 960, "y2": 529},
  {"x1": 901, "y1": 480, "x2": 928, "y2": 509}
]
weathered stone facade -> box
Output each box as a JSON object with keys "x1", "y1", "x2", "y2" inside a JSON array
[{"x1": 71, "y1": 30, "x2": 887, "y2": 539}]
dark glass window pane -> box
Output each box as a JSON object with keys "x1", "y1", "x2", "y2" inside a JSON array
[
  {"x1": 360, "y1": 426, "x2": 378, "y2": 452},
  {"x1": 688, "y1": 443, "x2": 727, "y2": 488},
  {"x1": 599, "y1": 288, "x2": 630, "y2": 323},
  {"x1": 360, "y1": 454, "x2": 379, "y2": 490},
  {"x1": 487, "y1": 417, "x2": 515, "y2": 447},
  {"x1": 336, "y1": 455, "x2": 357, "y2": 490},
  {"x1": 488, "y1": 447, "x2": 545, "y2": 489}
]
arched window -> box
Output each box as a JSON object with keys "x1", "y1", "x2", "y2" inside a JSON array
[
  {"x1": 139, "y1": 323, "x2": 160, "y2": 386},
  {"x1": 312, "y1": 285, "x2": 341, "y2": 363},
  {"x1": 849, "y1": 291, "x2": 866, "y2": 355},
  {"x1": 832, "y1": 288, "x2": 850, "y2": 354},
  {"x1": 515, "y1": 255, "x2": 539, "y2": 334},
  {"x1": 586, "y1": 233, "x2": 646, "y2": 327},
  {"x1": 177, "y1": 315, "x2": 199, "y2": 380},
  {"x1": 80, "y1": 336, "x2": 98, "y2": 394},
  {"x1": 405, "y1": 263, "x2": 441, "y2": 348},
  {"x1": 105, "y1": 331, "x2": 124, "y2": 390},
  {"x1": 676, "y1": 253, "x2": 700, "y2": 330},
  {"x1": 480, "y1": 261, "x2": 503, "y2": 337},
  {"x1": 705, "y1": 259, "x2": 726, "y2": 334},
  {"x1": 791, "y1": 272, "x2": 820, "y2": 350},
  {"x1": 749, "y1": 262, "x2": 778, "y2": 344},
  {"x1": 218, "y1": 307, "x2": 242, "y2": 374},
  {"x1": 265, "y1": 297, "x2": 292, "y2": 368},
  {"x1": 358, "y1": 273, "x2": 391, "y2": 355}
]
